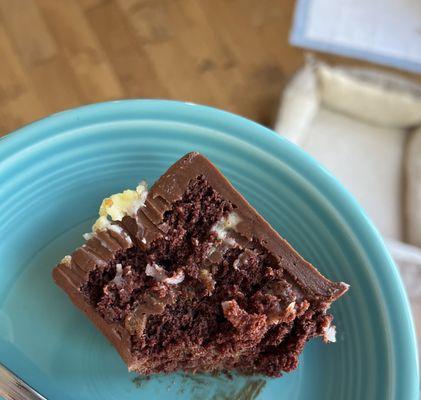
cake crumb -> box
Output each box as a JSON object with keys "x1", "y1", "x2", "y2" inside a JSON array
[
  {"x1": 132, "y1": 375, "x2": 151, "y2": 388},
  {"x1": 199, "y1": 269, "x2": 216, "y2": 293}
]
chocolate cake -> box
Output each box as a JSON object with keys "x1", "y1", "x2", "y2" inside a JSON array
[{"x1": 53, "y1": 152, "x2": 348, "y2": 376}]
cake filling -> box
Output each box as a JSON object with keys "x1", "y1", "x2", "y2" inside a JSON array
[{"x1": 80, "y1": 176, "x2": 333, "y2": 376}]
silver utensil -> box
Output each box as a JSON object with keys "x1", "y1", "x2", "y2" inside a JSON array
[{"x1": 0, "y1": 363, "x2": 46, "y2": 400}]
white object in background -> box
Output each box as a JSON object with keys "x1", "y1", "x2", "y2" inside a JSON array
[
  {"x1": 318, "y1": 65, "x2": 421, "y2": 128},
  {"x1": 407, "y1": 128, "x2": 421, "y2": 248},
  {"x1": 301, "y1": 108, "x2": 405, "y2": 240},
  {"x1": 275, "y1": 63, "x2": 319, "y2": 144},
  {"x1": 387, "y1": 240, "x2": 421, "y2": 274},
  {"x1": 275, "y1": 61, "x2": 421, "y2": 240},
  {"x1": 291, "y1": 0, "x2": 421, "y2": 73}
]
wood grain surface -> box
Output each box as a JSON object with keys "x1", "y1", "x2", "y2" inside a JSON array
[{"x1": 0, "y1": 0, "x2": 419, "y2": 136}]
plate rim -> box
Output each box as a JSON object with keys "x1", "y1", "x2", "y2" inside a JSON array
[{"x1": 0, "y1": 99, "x2": 419, "y2": 398}]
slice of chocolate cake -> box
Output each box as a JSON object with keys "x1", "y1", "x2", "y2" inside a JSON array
[{"x1": 53, "y1": 152, "x2": 348, "y2": 376}]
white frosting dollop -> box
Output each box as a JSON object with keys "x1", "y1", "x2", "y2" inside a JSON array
[
  {"x1": 211, "y1": 212, "x2": 240, "y2": 240},
  {"x1": 92, "y1": 181, "x2": 148, "y2": 233}
]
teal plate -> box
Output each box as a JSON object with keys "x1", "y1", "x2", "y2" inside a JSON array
[{"x1": 0, "y1": 100, "x2": 418, "y2": 400}]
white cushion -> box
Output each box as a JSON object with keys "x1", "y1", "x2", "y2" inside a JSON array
[
  {"x1": 318, "y1": 65, "x2": 421, "y2": 128},
  {"x1": 275, "y1": 62, "x2": 412, "y2": 240},
  {"x1": 275, "y1": 63, "x2": 319, "y2": 144},
  {"x1": 301, "y1": 108, "x2": 404, "y2": 239},
  {"x1": 407, "y1": 128, "x2": 421, "y2": 247}
]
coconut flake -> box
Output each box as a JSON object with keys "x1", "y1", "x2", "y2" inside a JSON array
[
  {"x1": 83, "y1": 232, "x2": 94, "y2": 241},
  {"x1": 223, "y1": 237, "x2": 237, "y2": 247},
  {"x1": 232, "y1": 251, "x2": 249, "y2": 269},
  {"x1": 225, "y1": 212, "x2": 240, "y2": 229},
  {"x1": 211, "y1": 212, "x2": 240, "y2": 241},
  {"x1": 60, "y1": 255, "x2": 72, "y2": 266},
  {"x1": 92, "y1": 216, "x2": 111, "y2": 232},
  {"x1": 136, "y1": 181, "x2": 148, "y2": 206},
  {"x1": 199, "y1": 269, "x2": 216, "y2": 293},
  {"x1": 323, "y1": 324, "x2": 337, "y2": 343},
  {"x1": 211, "y1": 222, "x2": 227, "y2": 240},
  {"x1": 145, "y1": 263, "x2": 167, "y2": 281},
  {"x1": 112, "y1": 263, "x2": 124, "y2": 286},
  {"x1": 285, "y1": 301, "x2": 296, "y2": 316},
  {"x1": 164, "y1": 270, "x2": 185, "y2": 285},
  {"x1": 145, "y1": 263, "x2": 185, "y2": 285}
]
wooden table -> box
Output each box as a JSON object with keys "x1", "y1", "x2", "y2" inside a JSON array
[{"x1": 0, "y1": 0, "x2": 419, "y2": 136}]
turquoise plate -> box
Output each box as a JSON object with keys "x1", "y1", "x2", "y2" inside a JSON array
[{"x1": 0, "y1": 100, "x2": 418, "y2": 400}]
